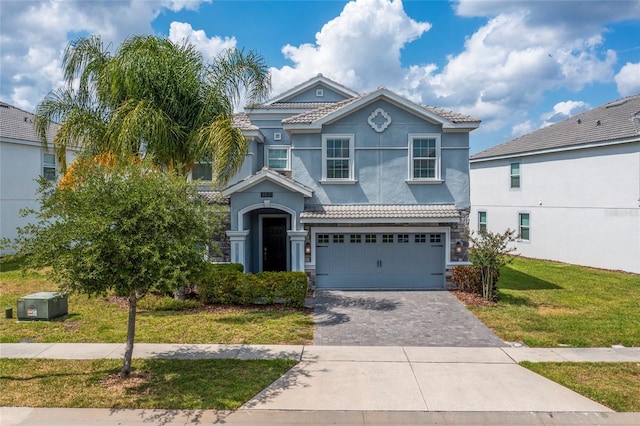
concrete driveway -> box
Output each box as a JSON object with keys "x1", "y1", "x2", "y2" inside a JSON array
[{"x1": 313, "y1": 290, "x2": 506, "y2": 347}]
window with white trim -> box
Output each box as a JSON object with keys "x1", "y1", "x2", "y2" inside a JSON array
[
  {"x1": 43, "y1": 153, "x2": 56, "y2": 181},
  {"x1": 322, "y1": 135, "x2": 354, "y2": 181},
  {"x1": 265, "y1": 146, "x2": 290, "y2": 170},
  {"x1": 409, "y1": 134, "x2": 440, "y2": 180},
  {"x1": 192, "y1": 159, "x2": 213, "y2": 181},
  {"x1": 478, "y1": 211, "x2": 487, "y2": 233},
  {"x1": 510, "y1": 162, "x2": 521, "y2": 189},
  {"x1": 519, "y1": 213, "x2": 530, "y2": 241}
]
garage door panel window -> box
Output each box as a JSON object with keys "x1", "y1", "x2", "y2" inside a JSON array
[
  {"x1": 317, "y1": 234, "x2": 329, "y2": 244},
  {"x1": 382, "y1": 234, "x2": 393, "y2": 243},
  {"x1": 430, "y1": 234, "x2": 442, "y2": 244},
  {"x1": 332, "y1": 234, "x2": 345, "y2": 243},
  {"x1": 365, "y1": 234, "x2": 377, "y2": 243},
  {"x1": 397, "y1": 234, "x2": 409, "y2": 243},
  {"x1": 350, "y1": 234, "x2": 361, "y2": 243},
  {"x1": 415, "y1": 234, "x2": 426, "y2": 243}
]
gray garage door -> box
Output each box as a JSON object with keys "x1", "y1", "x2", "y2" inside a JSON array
[{"x1": 315, "y1": 232, "x2": 446, "y2": 290}]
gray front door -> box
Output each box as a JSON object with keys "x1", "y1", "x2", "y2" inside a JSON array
[{"x1": 315, "y1": 232, "x2": 445, "y2": 289}]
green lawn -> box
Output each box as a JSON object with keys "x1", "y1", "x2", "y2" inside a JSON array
[
  {"x1": 0, "y1": 261, "x2": 313, "y2": 344},
  {"x1": 521, "y1": 362, "x2": 640, "y2": 412},
  {"x1": 0, "y1": 358, "x2": 296, "y2": 409},
  {"x1": 468, "y1": 257, "x2": 640, "y2": 347}
]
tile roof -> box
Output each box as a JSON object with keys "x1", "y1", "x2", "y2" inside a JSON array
[
  {"x1": 300, "y1": 204, "x2": 460, "y2": 220},
  {"x1": 282, "y1": 97, "x2": 361, "y2": 125},
  {"x1": 0, "y1": 101, "x2": 57, "y2": 144},
  {"x1": 248, "y1": 102, "x2": 338, "y2": 111},
  {"x1": 281, "y1": 92, "x2": 480, "y2": 126},
  {"x1": 471, "y1": 94, "x2": 640, "y2": 160},
  {"x1": 231, "y1": 112, "x2": 259, "y2": 131}
]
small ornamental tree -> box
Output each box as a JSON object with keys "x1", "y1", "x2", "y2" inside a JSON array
[
  {"x1": 13, "y1": 157, "x2": 220, "y2": 377},
  {"x1": 467, "y1": 229, "x2": 518, "y2": 301}
]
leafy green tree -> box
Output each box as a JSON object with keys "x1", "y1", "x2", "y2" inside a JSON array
[
  {"x1": 13, "y1": 157, "x2": 221, "y2": 377},
  {"x1": 34, "y1": 35, "x2": 271, "y2": 185},
  {"x1": 467, "y1": 229, "x2": 518, "y2": 301}
]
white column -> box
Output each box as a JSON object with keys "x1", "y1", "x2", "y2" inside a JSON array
[
  {"x1": 287, "y1": 230, "x2": 308, "y2": 272},
  {"x1": 226, "y1": 230, "x2": 250, "y2": 269}
]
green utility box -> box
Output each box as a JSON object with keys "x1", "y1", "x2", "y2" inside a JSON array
[{"x1": 17, "y1": 292, "x2": 68, "y2": 321}]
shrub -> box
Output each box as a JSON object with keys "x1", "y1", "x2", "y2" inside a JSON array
[
  {"x1": 256, "y1": 271, "x2": 308, "y2": 307},
  {"x1": 451, "y1": 265, "x2": 482, "y2": 294},
  {"x1": 451, "y1": 265, "x2": 501, "y2": 297},
  {"x1": 196, "y1": 265, "x2": 308, "y2": 308},
  {"x1": 210, "y1": 263, "x2": 244, "y2": 273}
]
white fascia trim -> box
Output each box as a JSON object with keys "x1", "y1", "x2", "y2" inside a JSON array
[
  {"x1": 300, "y1": 217, "x2": 459, "y2": 224},
  {"x1": 469, "y1": 137, "x2": 640, "y2": 164},
  {"x1": 222, "y1": 170, "x2": 313, "y2": 197},
  {"x1": 242, "y1": 130, "x2": 264, "y2": 143}
]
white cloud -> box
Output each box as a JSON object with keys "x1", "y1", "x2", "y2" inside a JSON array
[
  {"x1": 0, "y1": 0, "x2": 211, "y2": 111},
  {"x1": 164, "y1": 0, "x2": 211, "y2": 12},
  {"x1": 540, "y1": 100, "x2": 590, "y2": 127},
  {"x1": 615, "y1": 62, "x2": 640, "y2": 96},
  {"x1": 168, "y1": 22, "x2": 236, "y2": 59},
  {"x1": 270, "y1": 0, "x2": 432, "y2": 96},
  {"x1": 511, "y1": 120, "x2": 534, "y2": 137}
]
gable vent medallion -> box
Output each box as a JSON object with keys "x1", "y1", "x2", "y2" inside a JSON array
[{"x1": 368, "y1": 108, "x2": 392, "y2": 133}]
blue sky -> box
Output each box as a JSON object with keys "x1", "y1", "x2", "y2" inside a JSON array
[{"x1": 1, "y1": 0, "x2": 639, "y2": 153}]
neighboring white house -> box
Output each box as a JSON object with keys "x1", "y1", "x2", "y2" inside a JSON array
[
  {"x1": 470, "y1": 94, "x2": 640, "y2": 274},
  {"x1": 0, "y1": 102, "x2": 72, "y2": 255}
]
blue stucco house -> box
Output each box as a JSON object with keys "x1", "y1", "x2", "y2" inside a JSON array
[{"x1": 215, "y1": 75, "x2": 480, "y2": 290}]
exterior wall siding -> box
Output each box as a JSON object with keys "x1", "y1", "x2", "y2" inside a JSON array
[{"x1": 470, "y1": 142, "x2": 640, "y2": 274}]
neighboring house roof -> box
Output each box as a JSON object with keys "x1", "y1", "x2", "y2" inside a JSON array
[
  {"x1": 282, "y1": 87, "x2": 480, "y2": 130},
  {"x1": 300, "y1": 204, "x2": 460, "y2": 223},
  {"x1": 0, "y1": 101, "x2": 57, "y2": 145},
  {"x1": 471, "y1": 94, "x2": 640, "y2": 161},
  {"x1": 222, "y1": 167, "x2": 313, "y2": 197}
]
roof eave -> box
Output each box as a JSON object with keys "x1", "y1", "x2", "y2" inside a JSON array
[{"x1": 470, "y1": 136, "x2": 640, "y2": 163}]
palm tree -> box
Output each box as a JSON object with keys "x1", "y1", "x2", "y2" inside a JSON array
[{"x1": 35, "y1": 35, "x2": 271, "y2": 185}]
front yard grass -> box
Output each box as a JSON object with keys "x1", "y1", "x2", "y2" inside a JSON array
[
  {"x1": 0, "y1": 358, "x2": 296, "y2": 409},
  {"x1": 521, "y1": 362, "x2": 640, "y2": 412},
  {"x1": 0, "y1": 260, "x2": 313, "y2": 344},
  {"x1": 467, "y1": 257, "x2": 640, "y2": 347}
]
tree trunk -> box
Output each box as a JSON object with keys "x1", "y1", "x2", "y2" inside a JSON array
[{"x1": 121, "y1": 290, "x2": 137, "y2": 378}]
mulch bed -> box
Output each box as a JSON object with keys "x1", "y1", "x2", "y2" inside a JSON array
[{"x1": 449, "y1": 290, "x2": 496, "y2": 307}]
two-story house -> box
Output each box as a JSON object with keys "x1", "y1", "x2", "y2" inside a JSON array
[
  {"x1": 469, "y1": 94, "x2": 640, "y2": 274},
  {"x1": 216, "y1": 75, "x2": 480, "y2": 289},
  {"x1": 0, "y1": 102, "x2": 74, "y2": 256}
]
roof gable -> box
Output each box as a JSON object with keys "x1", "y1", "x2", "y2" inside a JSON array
[
  {"x1": 222, "y1": 168, "x2": 313, "y2": 197},
  {"x1": 263, "y1": 74, "x2": 359, "y2": 105},
  {"x1": 471, "y1": 94, "x2": 640, "y2": 161},
  {"x1": 282, "y1": 87, "x2": 480, "y2": 131}
]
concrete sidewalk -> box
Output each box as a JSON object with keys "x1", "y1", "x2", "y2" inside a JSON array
[
  {"x1": 2, "y1": 344, "x2": 640, "y2": 424},
  {"x1": 2, "y1": 342, "x2": 640, "y2": 362},
  {"x1": 3, "y1": 407, "x2": 640, "y2": 425}
]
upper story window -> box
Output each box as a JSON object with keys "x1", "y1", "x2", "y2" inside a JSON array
[
  {"x1": 510, "y1": 162, "x2": 521, "y2": 189},
  {"x1": 519, "y1": 213, "x2": 530, "y2": 241},
  {"x1": 478, "y1": 211, "x2": 487, "y2": 233},
  {"x1": 43, "y1": 153, "x2": 56, "y2": 181},
  {"x1": 322, "y1": 134, "x2": 355, "y2": 182},
  {"x1": 409, "y1": 134, "x2": 441, "y2": 181},
  {"x1": 265, "y1": 146, "x2": 290, "y2": 170},
  {"x1": 192, "y1": 160, "x2": 213, "y2": 181}
]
